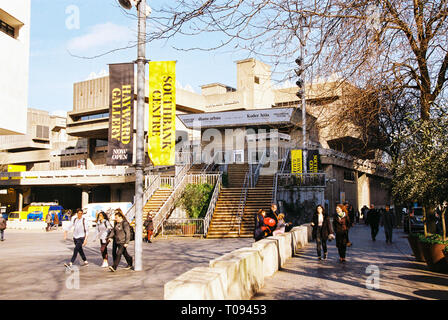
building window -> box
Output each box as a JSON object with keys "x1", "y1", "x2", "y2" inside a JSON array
[
  {"x1": 0, "y1": 18, "x2": 15, "y2": 38},
  {"x1": 254, "y1": 76, "x2": 260, "y2": 84},
  {"x1": 79, "y1": 112, "x2": 109, "y2": 121},
  {"x1": 274, "y1": 101, "x2": 300, "y2": 108},
  {"x1": 35, "y1": 126, "x2": 50, "y2": 140},
  {"x1": 344, "y1": 170, "x2": 356, "y2": 182}
]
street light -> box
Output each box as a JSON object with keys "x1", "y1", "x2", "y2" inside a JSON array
[{"x1": 118, "y1": 0, "x2": 150, "y2": 272}]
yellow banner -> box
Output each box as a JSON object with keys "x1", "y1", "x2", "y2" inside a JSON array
[
  {"x1": 291, "y1": 149, "x2": 303, "y2": 174},
  {"x1": 148, "y1": 61, "x2": 176, "y2": 166},
  {"x1": 7, "y1": 165, "x2": 26, "y2": 172}
]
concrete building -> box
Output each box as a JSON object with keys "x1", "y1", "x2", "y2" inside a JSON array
[
  {"x1": 0, "y1": 0, "x2": 30, "y2": 135},
  {"x1": 0, "y1": 58, "x2": 392, "y2": 219}
]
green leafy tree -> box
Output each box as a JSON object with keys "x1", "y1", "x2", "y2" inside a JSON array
[
  {"x1": 391, "y1": 115, "x2": 448, "y2": 238},
  {"x1": 179, "y1": 183, "x2": 214, "y2": 219}
]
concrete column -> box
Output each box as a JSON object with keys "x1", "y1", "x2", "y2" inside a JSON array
[
  {"x1": 17, "y1": 190, "x2": 23, "y2": 212},
  {"x1": 81, "y1": 188, "x2": 89, "y2": 209}
]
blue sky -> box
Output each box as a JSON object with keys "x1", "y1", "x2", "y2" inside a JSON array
[{"x1": 28, "y1": 0, "x2": 251, "y2": 114}]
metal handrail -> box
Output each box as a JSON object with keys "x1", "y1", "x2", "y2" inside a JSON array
[
  {"x1": 201, "y1": 152, "x2": 220, "y2": 174},
  {"x1": 252, "y1": 150, "x2": 267, "y2": 188},
  {"x1": 126, "y1": 174, "x2": 161, "y2": 222},
  {"x1": 272, "y1": 172, "x2": 279, "y2": 204},
  {"x1": 237, "y1": 171, "x2": 250, "y2": 236},
  {"x1": 203, "y1": 173, "x2": 222, "y2": 236},
  {"x1": 153, "y1": 173, "x2": 189, "y2": 235}
]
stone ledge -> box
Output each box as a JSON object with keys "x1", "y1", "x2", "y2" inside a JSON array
[{"x1": 163, "y1": 225, "x2": 309, "y2": 300}]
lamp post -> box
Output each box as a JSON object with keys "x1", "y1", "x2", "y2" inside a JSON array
[{"x1": 118, "y1": 0, "x2": 149, "y2": 271}]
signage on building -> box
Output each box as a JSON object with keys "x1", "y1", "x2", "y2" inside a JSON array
[
  {"x1": 178, "y1": 108, "x2": 295, "y2": 129},
  {"x1": 291, "y1": 149, "x2": 303, "y2": 174},
  {"x1": 307, "y1": 149, "x2": 321, "y2": 173},
  {"x1": 7, "y1": 165, "x2": 26, "y2": 172},
  {"x1": 107, "y1": 63, "x2": 134, "y2": 166},
  {"x1": 148, "y1": 61, "x2": 176, "y2": 166}
]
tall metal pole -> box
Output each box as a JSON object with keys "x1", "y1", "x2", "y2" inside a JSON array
[
  {"x1": 300, "y1": 13, "x2": 307, "y2": 174},
  {"x1": 134, "y1": 0, "x2": 147, "y2": 271}
]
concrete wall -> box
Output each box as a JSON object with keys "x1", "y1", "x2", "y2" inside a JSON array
[
  {"x1": 0, "y1": 0, "x2": 30, "y2": 135},
  {"x1": 164, "y1": 224, "x2": 312, "y2": 300}
]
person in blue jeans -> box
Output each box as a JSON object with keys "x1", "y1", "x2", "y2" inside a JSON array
[{"x1": 63, "y1": 208, "x2": 89, "y2": 269}]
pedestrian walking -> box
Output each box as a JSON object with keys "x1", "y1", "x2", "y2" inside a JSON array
[
  {"x1": 63, "y1": 208, "x2": 89, "y2": 269},
  {"x1": 333, "y1": 204, "x2": 350, "y2": 263},
  {"x1": 0, "y1": 215, "x2": 7, "y2": 241},
  {"x1": 311, "y1": 205, "x2": 334, "y2": 260},
  {"x1": 143, "y1": 212, "x2": 154, "y2": 243},
  {"x1": 107, "y1": 210, "x2": 133, "y2": 272},
  {"x1": 366, "y1": 204, "x2": 380, "y2": 241},
  {"x1": 345, "y1": 203, "x2": 354, "y2": 247},
  {"x1": 95, "y1": 211, "x2": 113, "y2": 267},
  {"x1": 361, "y1": 205, "x2": 369, "y2": 224},
  {"x1": 254, "y1": 209, "x2": 269, "y2": 241},
  {"x1": 53, "y1": 212, "x2": 60, "y2": 228},
  {"x1": 381, "y1": 205, "x2": 395, "y2": 244},
  {"x1": 45, "y1": 212, "x2": 53, "y2": 232}
]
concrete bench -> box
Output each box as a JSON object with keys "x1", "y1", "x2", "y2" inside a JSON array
[{"x1": 164, "y1": 225, "x2": 310, "y2": 300}]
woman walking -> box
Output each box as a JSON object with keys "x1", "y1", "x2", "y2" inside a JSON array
[
  {"x1": 95, "y1": 211, "x2": 113, "y2": 267},
  {"x1": 333, "y1": 204, "x2": 351, "y2": 263},
  {"x1": 311, "y1": 205, "x2": 334, "y2": 260},
  {"x1": 107, "y1": 210, "x2": 133, "y2": 272}
]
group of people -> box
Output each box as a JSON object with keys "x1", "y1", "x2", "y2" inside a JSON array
[
  {"x1": 254, "y1": 203, "x2": 290, "y2": 241},
  {"x1": 312, "y1": 203, "x2": 397, "y2": 263},
  {"x1": 63, "y1": 209, "x2": 154, "y2": 272}
]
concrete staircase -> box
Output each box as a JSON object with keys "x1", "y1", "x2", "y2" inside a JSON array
[
  {"x1": 206, "y1": 164, "x2": 249, "y2": 238},
  {"x1": 188, "y1": 164, "x2": 206, "y2": 174},
  {"x1": 130, "y1": 188, "x2": 173, "y2": 238},
  {"x1": 239, "y1": 175, "x2": 274, "y2": 237}
]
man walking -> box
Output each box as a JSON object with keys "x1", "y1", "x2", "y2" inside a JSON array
[
  {"x1": 63, "y1": 208, "x2": 89, "y2": 269},
  {"x1": 381, "y1": 205, "x2": 395, "y2": 244},
  {"x1": 366, "y1": 204, "x2": 380, "y2": 241},
  {"x1": 0, "y1": 215, "x2": 7, "y2": 241}
]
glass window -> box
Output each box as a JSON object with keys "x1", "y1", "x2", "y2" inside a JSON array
[{"x1": 0, "y1": 19, "x2": 15, "y2": 38}]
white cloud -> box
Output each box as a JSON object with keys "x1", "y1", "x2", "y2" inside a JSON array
[{"x1": 66, "y1": 22, "x2": 135, "y2": 53}]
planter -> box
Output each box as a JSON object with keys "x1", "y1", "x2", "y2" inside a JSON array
[
  {"x1": 420, "y1": 242, "x2": 447, "y2": 272},
  {"x1": 407, "y1": 235, "x2": 426, "y2": 262},
  {"x1": 181, "y1": 224, "x2": 196, "y2": 236}
]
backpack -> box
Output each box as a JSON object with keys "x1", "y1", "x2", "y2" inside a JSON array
[
  {"x1": 125, "y1": 221, "x2": 135, "y2": 241},
  {"x1": 0, "y1": 217, "x2": 6, "y2": 230}
]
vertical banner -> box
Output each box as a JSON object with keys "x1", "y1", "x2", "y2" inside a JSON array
[
  {"x1": 291, "y1": 149, "x2": 303, "y2": 174},
  {"x1": 307, "y1": 149, "x2": 321, "y2": 173},
  {"x1": 148, "y1": 61, "x2": 176, "y2": 166},
  {"x1": 107, "y1": 63, "x2": 134, "y2": 165}
]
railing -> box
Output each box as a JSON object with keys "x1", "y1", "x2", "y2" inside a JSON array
[
  {"x1": 203, "y1": 173, "x2": 222, "y2": 236},
  {"x1": 251, "y1": 150, "x2": 267, "y2": 188},
  {"x1": 272, "y1": 173, "x2": 279, "y2": 204},
  {"x1": 187, "y1": 173, "x2": 221, "y2": 186},
  {"x1": 152, "y1": 173, "x2": 189, "y2": 235},
  {"x1": 0, "y1": 167, "x2": 135, "y2": 180},
  {"x1": 125, "y1": 174, "x2": 161, "y2": 222},
  {"x1": 237, "y1": 171, "x2": 250, "y2": 236},
  {"x1": 276, "y1": 173, "x2": 327, "y2": 187},
  {"x1": 144, "y1": 174, "x2": 159, "y2": 189},
  {"x1": 174, "y1": 162, "x2": 192, "y2": 187},
  {"x1": 201, "y1": 152, "x2": 221, "y2": 174},
  {"x1": 161, "y1": 218, "x2": 205, "y2": 237}
]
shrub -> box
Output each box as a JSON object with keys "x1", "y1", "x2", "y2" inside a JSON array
[{"x1": 179, "y1": 183, "x2": 214, "y2": 219}]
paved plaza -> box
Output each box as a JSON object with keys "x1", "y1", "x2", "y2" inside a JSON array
[
  {"x1": 253, "y1": 224, "x2": 448, "y2": 300},
  {"x1": 1, "y1": 223, "x2": 447, "y2": 300},
  {"x1": 0, "y1": 229, "x2": 252, "y2": 300}
]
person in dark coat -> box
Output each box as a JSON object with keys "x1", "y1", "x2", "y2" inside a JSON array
[
  {"x1": 381, "y1": 205, "x2": 395, "y2": 244},
  {"x1": 366, "y1": 204, "x2": 380, "y2": 241},
  {"x1": 311, "y1": 205, "x2": 334, "y2": 260},
  {"x1": 333, "y1": 204, "x2": 350, "y2": 262},
  {"x1": 107, "y1": 210, "x2": 133, "y2": 272},
  {"x1": 254, "y1": 209, "x2": 269, "y2": 241}
]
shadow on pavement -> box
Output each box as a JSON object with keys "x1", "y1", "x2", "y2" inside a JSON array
[{"x1": 412, "y1": 290, "x2": 448, "y2": 300}]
